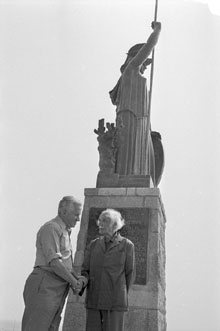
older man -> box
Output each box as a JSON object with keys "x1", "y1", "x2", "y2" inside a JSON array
[
  {"x1": 81, "y1": 209, "x2": 136, "y2": 331},
  {"x1": 22, "y1": 196, "x2": 87, "y2": 331}
]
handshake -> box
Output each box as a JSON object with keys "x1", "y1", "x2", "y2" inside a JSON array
[{"x1": 71, "y1": 275, "x2": 88, "y2": 295}]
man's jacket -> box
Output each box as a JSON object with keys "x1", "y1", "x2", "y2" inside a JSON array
[{"x1": 81, "y1": 233, "x2": 136, "y2": 311}]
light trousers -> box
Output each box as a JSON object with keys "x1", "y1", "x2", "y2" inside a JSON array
[{"x1": 22, "y1": 267, "x2": 69, "y2": 331}]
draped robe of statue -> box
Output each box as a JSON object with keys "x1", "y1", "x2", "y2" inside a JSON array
[{"x1": 111, "y1": 32, "x2": 160, "y2": 183}]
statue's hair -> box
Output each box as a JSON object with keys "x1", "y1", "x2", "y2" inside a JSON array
[
  {"x1": 120, "y1": 43, "x2": 152, "y2": 73},
  {"x1": 127, "y1": 43, "x2": 145, "y2": 56},
  {"x1": 98, "y1": 209, "x2": 125, "y2": 232},
  {"x1": 58, "y1": 196, "x2": 81, "y2": 215}
]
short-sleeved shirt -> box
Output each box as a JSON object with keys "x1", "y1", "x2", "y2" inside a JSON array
[{"x1": 34, "y1": 216, "x2": 73, "y2": 272}]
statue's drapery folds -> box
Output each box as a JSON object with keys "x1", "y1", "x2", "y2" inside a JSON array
[{"x1": 96, "y1": 22, "x2": 164, "y2": 188}]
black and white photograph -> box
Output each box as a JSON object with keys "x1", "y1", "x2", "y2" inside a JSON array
[{"x1": 1, "y1": 0, "x2": 220, "y2": 330}]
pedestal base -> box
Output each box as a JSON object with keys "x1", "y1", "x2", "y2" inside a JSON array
[
  {"x1": 96, "y1": 172, "x2": 154, "y2": 188},
  {"x1": 63, "y1": 187, "x2": 166, "y2": 331}
]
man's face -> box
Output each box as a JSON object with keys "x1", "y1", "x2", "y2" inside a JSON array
[
  {"x1": 62, "y1": 203, "x2": 82, "y2": 228},
  {"x1": 97, "y1": 217, "x2": 114, "y2": 237}
]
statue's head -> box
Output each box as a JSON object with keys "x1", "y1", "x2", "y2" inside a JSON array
[
  {"x1": 127, "y1": 43, "x2": 145, "y2": 56},
  {"x1": 120, "y1": 43, "x2": 152, "y2": 73}
]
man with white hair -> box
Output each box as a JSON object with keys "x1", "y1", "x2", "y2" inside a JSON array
[
  {"x1": 22, "y1": 196, "x2": 87, "y2": 331},
  {"x1": 81, "y1": 208, "x2": 136, "y2": 331}
]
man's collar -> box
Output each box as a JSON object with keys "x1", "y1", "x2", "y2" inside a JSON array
[
  {"x1": 113, "y1": 232, "x2": 123, "y2": 242},
  {"x1": 103, "y1": 232, "x2": 123, "y2": 243},
  {"x1": 55, "y1": 215, "x2": 67, "y2": 231}
]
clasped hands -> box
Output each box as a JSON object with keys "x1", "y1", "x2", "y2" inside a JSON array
[{"x1": 72, "y1": 275, "x2": 88, "y2": 294}]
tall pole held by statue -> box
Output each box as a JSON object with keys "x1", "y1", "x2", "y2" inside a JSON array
[{"x1": 148, "y1": 0, "x2": 159, "y2": 127}]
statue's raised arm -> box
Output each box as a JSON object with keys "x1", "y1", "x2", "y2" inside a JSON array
[{"x1": 128, "y1": 22, "x2": 161, "y2": 69}]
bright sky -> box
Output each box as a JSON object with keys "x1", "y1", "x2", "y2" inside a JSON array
[
  {"x1": 1, "y1": 0, "x2": 220, "y2": 330},
  {"x1": 196, "y1": 0, "x2": 220, "y2": 15}
]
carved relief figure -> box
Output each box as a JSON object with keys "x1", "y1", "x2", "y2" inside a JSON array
[{"x1": 94, "y1": 119, "x2": 118, "y2": 174}]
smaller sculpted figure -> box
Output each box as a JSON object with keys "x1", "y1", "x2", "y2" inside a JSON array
[
  {"x1": 81, "y1": 209, "x2": 136, "y2": 331},
  {"x1": 109, "y1": 22, "x2": 161, "y2": 184},
  {"x1": 94, "y1": 119, "x2": 118, "y2": 174},
  {"x1": 22, "y1": 196, "x2": 88, "y2": 331}
]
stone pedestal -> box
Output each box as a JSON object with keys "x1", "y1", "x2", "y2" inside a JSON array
[{"x1": 63, "y1": 187, "x2": 166, "y2": 331}]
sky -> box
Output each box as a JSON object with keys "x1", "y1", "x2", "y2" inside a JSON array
[{"x1": 1, "y1": 0, "x2": 220, "y2": 330}]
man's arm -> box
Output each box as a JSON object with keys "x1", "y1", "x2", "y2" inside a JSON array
[
  {"x1": 50, "y1": 258, "x2": 81, "y2": 290},
  {"x1": 77, "y1": 240, "x2": 95, "y2": 295},
  {"x1": 125, "y1": 240, "x2": 136, "y2": 291},
  {"x1": 39, "y1": 223, "x2": 82, "y2": 291},
  {"x1": 80, "y1": 246, "x2": 90, "y2": 280},
  {"x1": 130, "y1": 22, "x2": 161, "y2": 67}
]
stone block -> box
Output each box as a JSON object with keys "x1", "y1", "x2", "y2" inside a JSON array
[
  {"x1": 124, "y1": 308, "x2": 166, "y2": 331},
  {"x1": 62, "y1": 301, "x2": 86, "y2": 331},
  {"x1": 126, "y1": 187, "x2": 136, "y2": 195},
  {"x1": 136, "y1": 187, "x2": 160, "y2": 196},
  {"x1": 84, "y1": 188, "x2": 98, "y2": 196},
  {"x1": 98, "y1": 187, "x2": 127, "y2": 195}
]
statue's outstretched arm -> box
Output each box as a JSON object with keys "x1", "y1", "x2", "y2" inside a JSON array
[{"x1": 130, "y1": 22, "x2": 161, "y2": 67}]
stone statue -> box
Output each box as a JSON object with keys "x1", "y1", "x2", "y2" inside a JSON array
[
  {"x1": 109, "y1": 22, "x2": 162, "y2": 186},
  {"x1": 95, "y1": 22, "x2": 164, "y2": 188}
]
